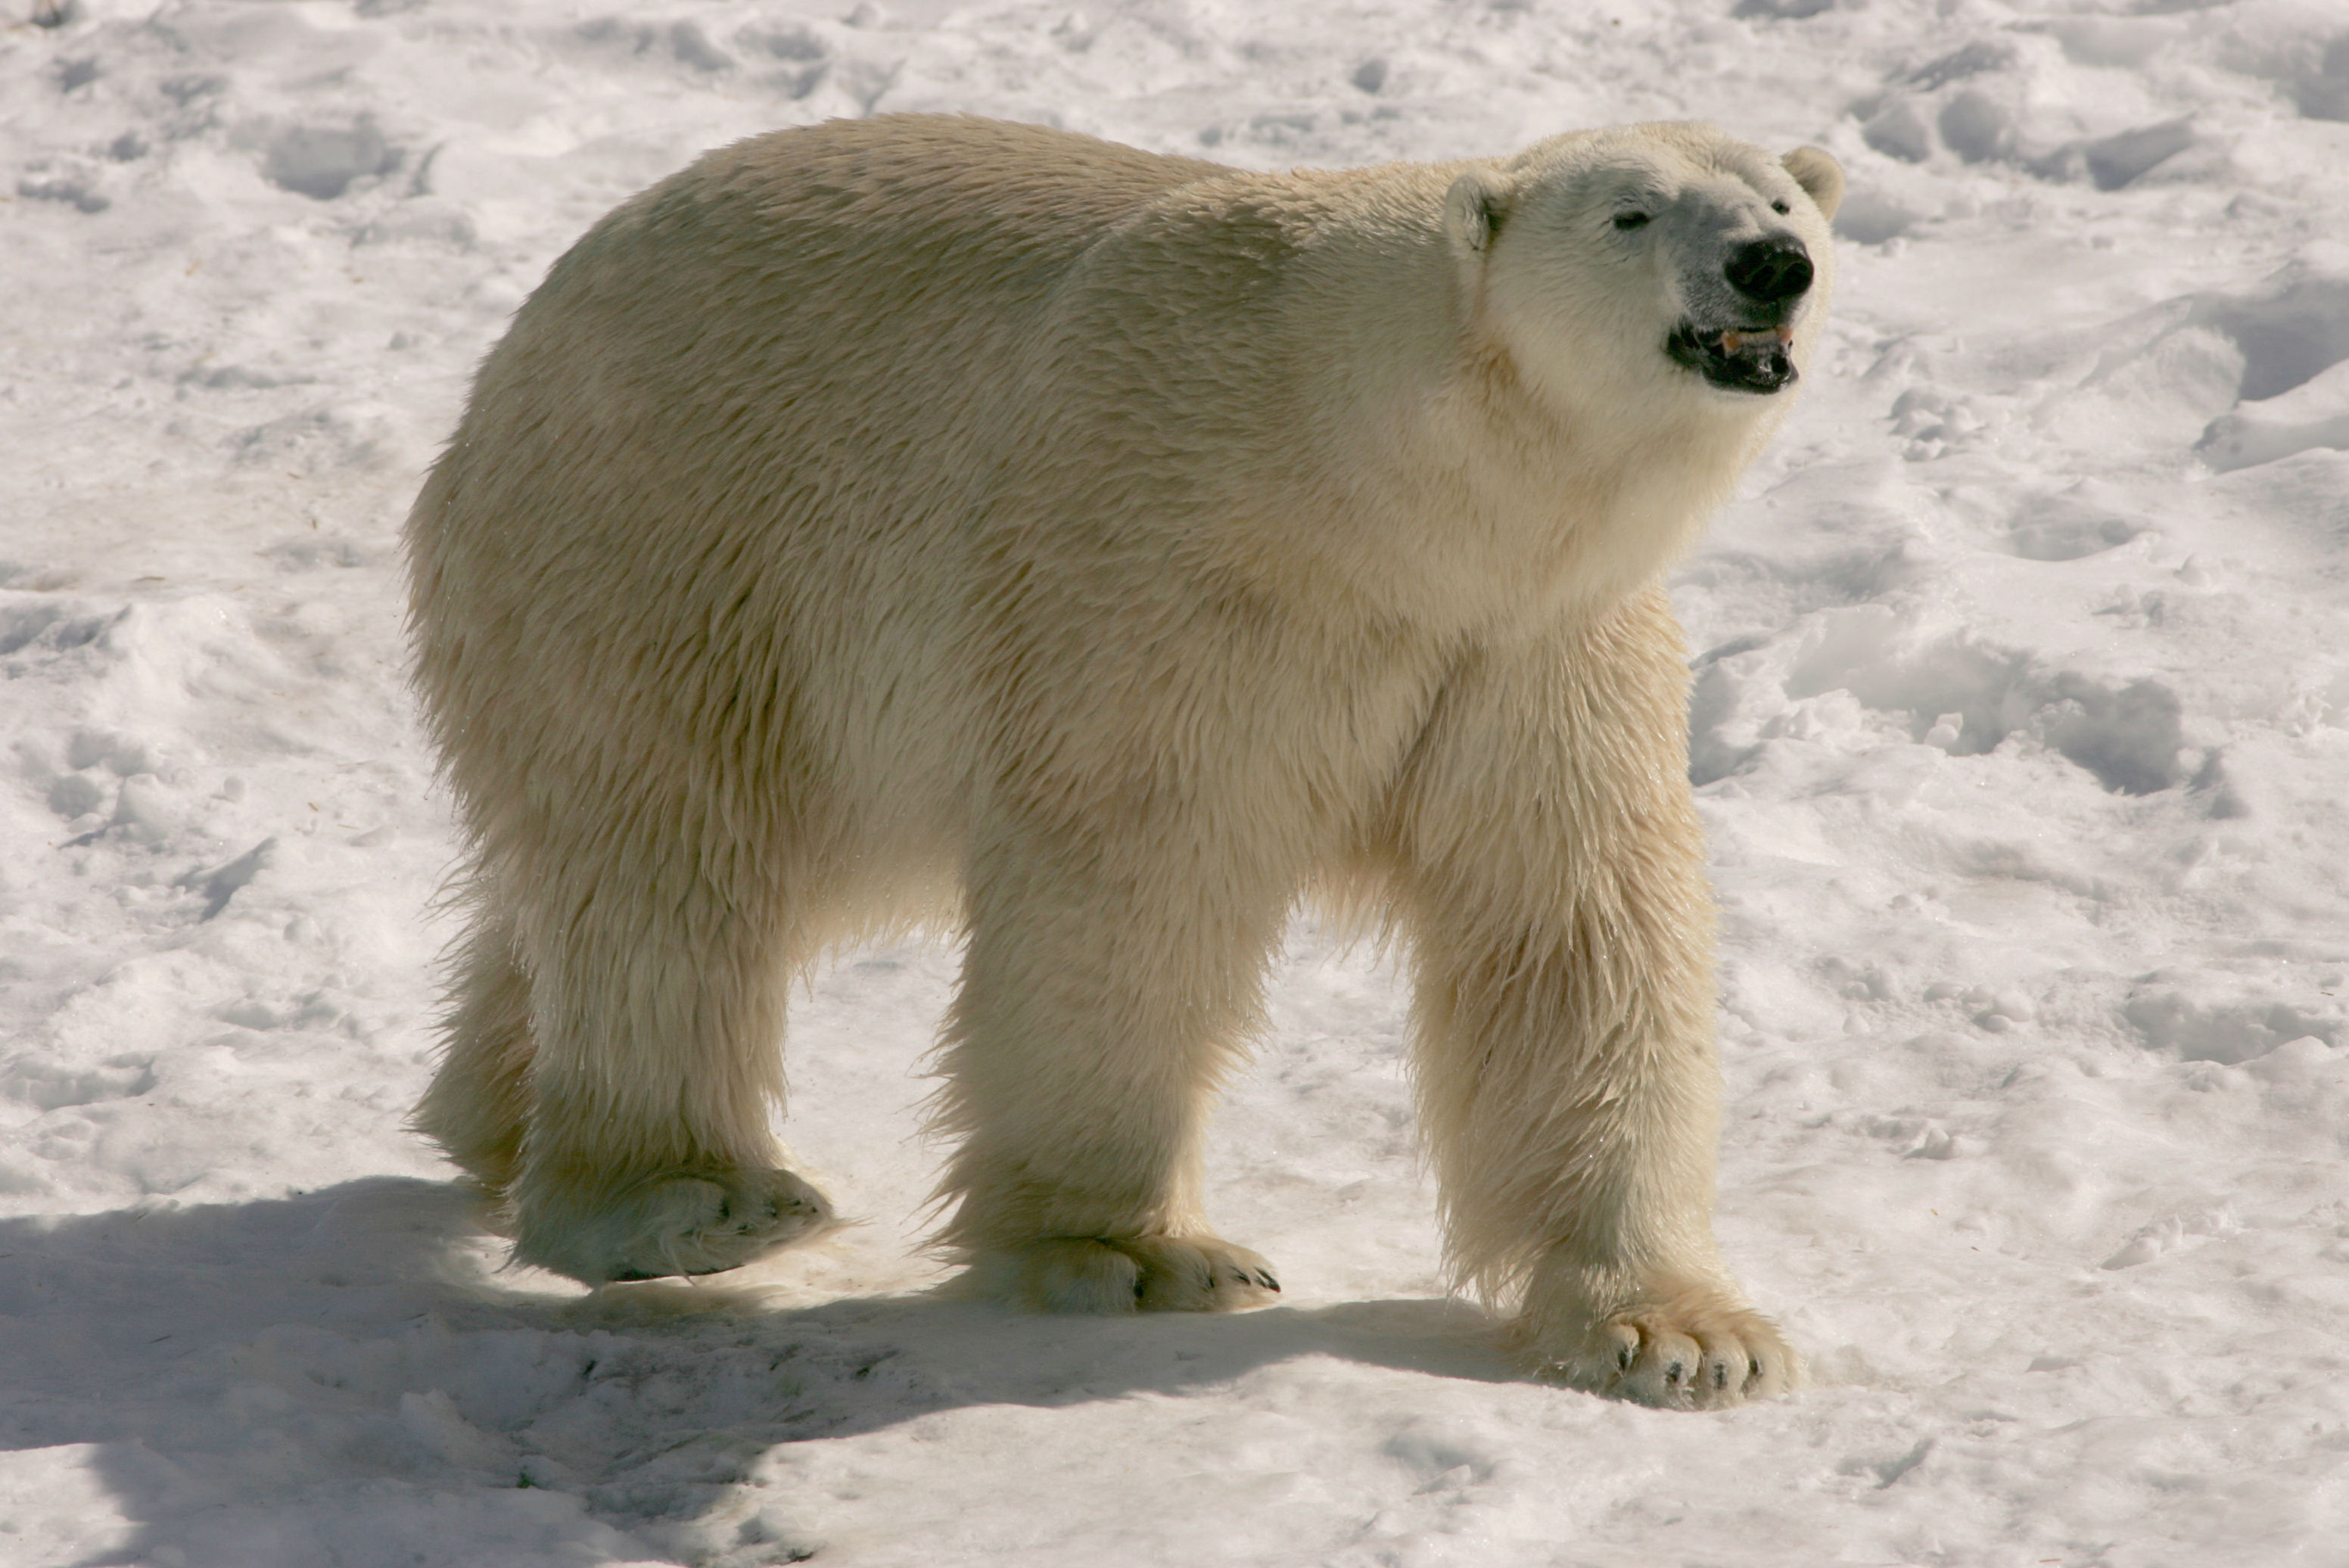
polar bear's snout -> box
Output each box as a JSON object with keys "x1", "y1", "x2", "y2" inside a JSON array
[
  {"x1": 1666, "y1": 230, "x2": 1818, "y2": 395},
  {"x1": 1724, "y1": 237, "x2": 1814, "y2": 309}
]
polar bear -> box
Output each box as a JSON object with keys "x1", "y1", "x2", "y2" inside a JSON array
[{"x1": 406, "y1": 114, "x2": 1842, "y2": 1408}]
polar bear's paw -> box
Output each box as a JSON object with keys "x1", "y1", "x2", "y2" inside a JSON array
[
  {"x1": 967, "y1": 1235, "x2": 1283, "y2": 1314},
  {"x1": 1527, "y1": 1290, "x2": 1798, "y2": 1410},
  {"x1": 515, "y1": 1167, "x2": 836, "y2": 1284}
]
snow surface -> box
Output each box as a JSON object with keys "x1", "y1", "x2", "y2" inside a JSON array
[{"x1": 7, "y1": 0, "x2": 2349, "y2": 1563}]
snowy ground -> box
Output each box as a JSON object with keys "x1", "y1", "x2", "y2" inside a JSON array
[{"x1": 7, "y1": 0, "x2": 2349, "y2": 1563}]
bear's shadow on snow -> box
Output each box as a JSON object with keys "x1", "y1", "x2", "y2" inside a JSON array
[{"x1": 2, "y1": 1177, "x2": 1514, "y2": 1561}]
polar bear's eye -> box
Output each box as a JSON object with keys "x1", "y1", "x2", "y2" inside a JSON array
[
  {"x1": 1613, "y1": 211, "x2": 1650, "y2": 231},
  {"x1": 1771, "y1": 200, "x2": 1791, "y2": 215}
]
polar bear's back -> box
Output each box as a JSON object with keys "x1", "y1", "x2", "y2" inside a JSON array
[
  {"x1": 408, "y1": 119, "x2": 1235, "y2": 894},
  {"x1": 412, "y1": 118, "x2": 1247, "y2": 652},
  {"x1": 438, "y1": 116, "x2": 1231, "y2": 534}
]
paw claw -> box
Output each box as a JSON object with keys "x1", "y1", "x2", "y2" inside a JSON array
[
  {"x1": 1531, "y1": 1293, "x2": 1797, "y2": 1410},
  {"x1": 974, "y1": 1236, "x2": 1280, "y2": 1314},
  {"x1": 515, "y1": 1167, "x2": 834, "y2": 1284}
]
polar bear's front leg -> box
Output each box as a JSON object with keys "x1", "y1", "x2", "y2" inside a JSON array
[{"x1": 1386, "y1": 592, "x2": 1796, "y2": 1408}]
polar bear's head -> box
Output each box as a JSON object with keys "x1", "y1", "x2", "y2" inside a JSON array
[{"x1": 1444, "y1": 123, "x2": 1843, "y2": 417}]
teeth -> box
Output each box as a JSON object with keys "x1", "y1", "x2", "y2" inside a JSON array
[{"x1": 1714, "y1": 327, "x2": 1794, "y2": 356}]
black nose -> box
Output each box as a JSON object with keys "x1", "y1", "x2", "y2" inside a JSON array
[{"x1": 1725, "y1": 238, "x2": 1813, "y2": 305}]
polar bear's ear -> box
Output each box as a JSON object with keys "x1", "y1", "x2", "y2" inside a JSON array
[
  {"x1": 1444, "y1": 169, "x2": 1513, "y2": 260},
  {"x1": 1780, "y1": 146, "x2": 1845, "y2": 222}
]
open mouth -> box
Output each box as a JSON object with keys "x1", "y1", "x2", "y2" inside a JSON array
[{"x1": 1665, "y1": 322, "x2": 1797, "y2": 394}]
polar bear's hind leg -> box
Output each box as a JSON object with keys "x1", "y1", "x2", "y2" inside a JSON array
[{"x1": 413, "y1": 907, "x2": 537, "y2": 1196}]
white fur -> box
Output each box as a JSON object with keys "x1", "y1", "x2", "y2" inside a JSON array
[{"x1": 406, "y1": 115, "x2": 1842, "y2": 1408}]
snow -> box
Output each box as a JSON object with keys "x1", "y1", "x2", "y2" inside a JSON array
[{"x1": 7, "y1": 0, "x2": 2349, "y2": 1561}]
